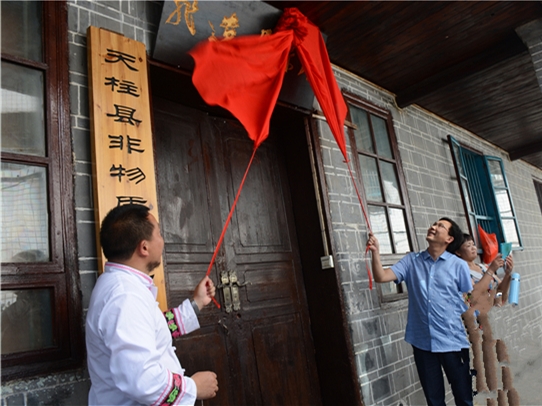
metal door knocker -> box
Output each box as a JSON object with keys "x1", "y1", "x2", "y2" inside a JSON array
[{"x1": 216, "y1": 270, "x2": 248, "y2": 313}]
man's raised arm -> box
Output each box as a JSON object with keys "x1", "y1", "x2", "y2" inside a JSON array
[{"x1": 366, "y1": 232, "x2": 398, "y2": 283}]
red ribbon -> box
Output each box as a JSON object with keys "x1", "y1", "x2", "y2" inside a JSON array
[
  {"x1": 204, "y1": 147, "x2": 258, "y2": 308},
  {"x1": 346, "y1": 160, "x2": 373, "y2": 290}
]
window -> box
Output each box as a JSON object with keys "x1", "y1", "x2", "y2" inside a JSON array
[
  {"x1": 449, "y1": 136, "x2": 522, "y2": 250},
  {"x1": 534, "y1": 179, "x2": 542, "y2": 215},
  {"x1": 345, "y1": 94, "x2": 415, "y2": 301},
  {"x1": 1, "y1": 1, "x2": 82, "y2": 379}
]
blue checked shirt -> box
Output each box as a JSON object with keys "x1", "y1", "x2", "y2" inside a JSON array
[{"x1": 392, "y1": 250, "x2": 472, "y2": 352}]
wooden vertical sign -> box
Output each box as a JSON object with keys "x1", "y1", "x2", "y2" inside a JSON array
[{"x1": 87, "y1": 26, "x2": 167, "y2": 310}]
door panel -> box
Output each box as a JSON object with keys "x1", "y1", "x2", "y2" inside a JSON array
[
  {"x1": 252, "y1": 313, "x2": 315, "y2": 405},
  {"x1": 244, "y1": 261, "x2": 296, "y2": 305},
  {"x1": 224, "y1": 137, "x2": 290, "y2": 252},
  {"x1": 174, "y1": 323, "x2": 241, "y2": 406},
  {"x1": 154, "y1": 98, "x2": 321, "y2": 405},
  {"x1": 153, "y1": 104, "x2": 215, "y2": 252}
]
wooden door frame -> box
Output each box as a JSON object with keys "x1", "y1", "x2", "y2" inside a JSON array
[
  {"x1": 273, "y1": 107, "x2": 363, "y2": 406},
  {"x1": 148, "y1": 59, "x2": 363, "y2": 406}
]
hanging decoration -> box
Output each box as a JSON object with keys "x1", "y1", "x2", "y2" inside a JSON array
[{"x1": 189, "y1": 7, "x2": 373, "y2": 297}]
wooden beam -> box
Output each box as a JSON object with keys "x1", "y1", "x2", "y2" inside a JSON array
[
  {"x1": 509, "y1": 139, "x2": 542, "y2": 160},
  {"x1": 396, "y1": 35, "x2": 527, "y2": 108}
]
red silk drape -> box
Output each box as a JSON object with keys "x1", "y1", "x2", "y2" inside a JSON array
[
  {"x1": 275, "y1": 9, "x2": 348, "y2": 160},
  {"x1": 189, "y1": 30, "x2": 294, "y2": 149},
  {"x1": 189, "y1": 7, "x2": 348, "y2": 160}
]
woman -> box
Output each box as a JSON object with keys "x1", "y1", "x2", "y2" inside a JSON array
[
  {"x1": 455, "y1": 233, "x2": 514, "y2": 308},
  {"x1": 455, "y1": 234, "x2": 519, "y2": 404}
]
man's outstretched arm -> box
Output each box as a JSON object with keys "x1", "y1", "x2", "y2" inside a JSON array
[{"x1": 366, "y1": 232, "x2": 398, "y2": 283}]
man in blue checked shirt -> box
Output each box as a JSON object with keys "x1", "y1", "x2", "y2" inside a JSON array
[{"x1": 367, "y1": 217, "x2": 472, "y2": 406}]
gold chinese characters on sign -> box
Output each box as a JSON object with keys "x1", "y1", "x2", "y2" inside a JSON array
[
  {"x1": 165, "y1": 0, "x2": 198, "y2": 35},
  {"x1": 163, "y1": 3, "x2": 300, "y2": 74},
  {"x1": 165, "y1": 0, "x2": 244, "y2": 41},
  {"x1": 87, "y1": 26, "x2": 167, "y2": 310}
]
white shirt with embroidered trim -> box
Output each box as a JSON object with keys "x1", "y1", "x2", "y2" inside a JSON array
[{"x1": 86, "y1": 262, "x2": 200, "y2": 405}]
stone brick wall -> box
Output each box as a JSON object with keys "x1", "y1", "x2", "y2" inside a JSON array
[{"x1": 318, "y1": 66, "x2": 542, "y2": 405}]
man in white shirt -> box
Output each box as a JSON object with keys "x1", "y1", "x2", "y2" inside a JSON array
[{"x1": 86, "y1": 204, "x2": 219, "y2": 405}]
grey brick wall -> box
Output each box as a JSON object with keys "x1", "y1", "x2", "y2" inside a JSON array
[{"x1": 319, "y1": 66, "x2": 542, "y2": 405}]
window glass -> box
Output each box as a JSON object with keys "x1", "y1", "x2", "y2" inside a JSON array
[
  {"x1": 494, "y1": 189, "x2": 513, "y2": 217},
  {"x1": 2, "y1": 62, "x2": 46, "y2": 156},
  {"x1": 368, "y1": 205, "x2": 392, "y2": 254},
  {"x1": 502, "y1": 219, "x2": 520, "y2": 247},
  {"x1": 1, "y1": 1, "x2": 42, "y2": 62},
  {"x1": 1, "y1": 289, "x2": 54, "y2": 354},
  {"x1": 372, "y1": 115, "x2": 393, "y2": 159},
  {"x1": 1, "y1": 162, "x2": 49, "y2": 262},
  {"x1": 380, "y1": 281, "x2": 397, "y2": 296},
  {"x1": 487, "y1": 160, "x2": 506, "y2": 187},
  {"x1": 390, "y1": 208, "x2": 409, "y2": 253},
  {"x1": 381, "y1": 161, "x2": 401, "y2": 205},
  {"x1": 351, "y1": 107, "x2": 373, "y2": 153},
  {"x1": 358, "y1": 155, "x2": 382, "y2": 202}
]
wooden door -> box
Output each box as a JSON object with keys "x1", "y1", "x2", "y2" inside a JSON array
[{"x1": 153, "y1": 98, "x2": 321, "y2": 405}]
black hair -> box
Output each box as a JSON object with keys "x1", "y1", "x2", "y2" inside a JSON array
[
  {"x1": 461, "y1": 233, "x2": 474, "y2": 244},
  {"x1": 439, "y1": 217, "x2": 465, "y2": 253},
  {"x1": 455, "y1": 233, "x2": 474, "y2": 255},
  {"x1": 100, "y1": 204, "x2": 154, "y2": 261}
]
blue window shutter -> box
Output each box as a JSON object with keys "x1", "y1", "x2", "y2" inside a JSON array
[
  {"x1": 448, "y1": 136, "x2": 523, "y2": 249},
  {"x1": 448, "y1": 136, "x2": 478, "y2": 233},
  {"x1": 461, "y1": 148, "x2": 502, "y2": 241}
]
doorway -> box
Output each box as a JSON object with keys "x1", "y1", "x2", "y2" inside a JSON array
[{"x1": 150, "y1": 62, "x2": 363, "y2": 406}]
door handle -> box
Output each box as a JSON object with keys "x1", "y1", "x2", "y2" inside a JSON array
[
  {"x1": 228, "y1": 270, "x2": 247, "y2": 312},
  {"x1": 216, "y1": 270, "x2": 248, "y2": 313},
  {"x1": 217, "y1": 271, "x2": 232, "y2": 313}
]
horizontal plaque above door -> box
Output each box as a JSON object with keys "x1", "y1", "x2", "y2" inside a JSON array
[{"x1": 153, "y1": 0, "x2": 316, "y2": 110}]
